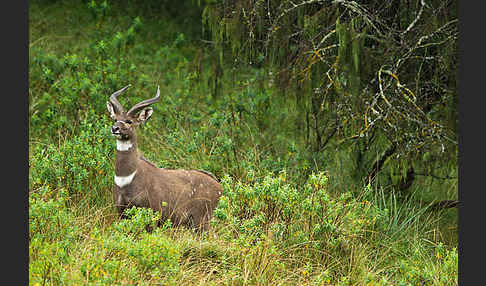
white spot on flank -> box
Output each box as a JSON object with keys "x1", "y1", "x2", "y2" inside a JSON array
[
  {"x1": 117, "y1": 140, "x2": 133, "y2": 151},
  {"x1": 114, "y1": 170, "x2": 137, "y2": 188},
  {"x1": 218, "y1": 191, "x2": 221, "y2": 195}
]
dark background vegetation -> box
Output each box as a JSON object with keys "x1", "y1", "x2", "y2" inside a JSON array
[{"x1": 28, "y1": 0, "x2": 458, "y2": 285}]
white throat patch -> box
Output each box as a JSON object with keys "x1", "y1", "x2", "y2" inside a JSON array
[
  {"x1": 114, "y1": 170, "x2": 137, "y2": 188},
  {"x1": 117, "y1": 140, "x2": 133, "y2": 151}
]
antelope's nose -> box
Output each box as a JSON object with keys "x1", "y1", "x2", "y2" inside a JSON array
[{"x1": 111, "y1": 126, "x2": 120, "y2": 133}]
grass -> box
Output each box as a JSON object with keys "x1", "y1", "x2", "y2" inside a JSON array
[{"x1": 29, "y1": 1, "x2": 458, "y2": 285}]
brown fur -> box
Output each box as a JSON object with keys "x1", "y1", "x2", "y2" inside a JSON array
[
  {"x1": 114, "y1": 149, "x2": 222, "y2": 231},
  {"x1": 107, "y1": 86, "x2": 223, "y2": 232}
]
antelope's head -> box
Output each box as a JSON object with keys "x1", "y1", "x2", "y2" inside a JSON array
[{"x1": 106, "y1": 84, "x2": 160, "y2": 141}]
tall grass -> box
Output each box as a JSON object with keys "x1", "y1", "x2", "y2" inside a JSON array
[{"x1": 29, "y1": 1, "x2": 457, "y2": 285}]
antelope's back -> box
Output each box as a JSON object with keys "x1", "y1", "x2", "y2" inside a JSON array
[
  {"x1": 189, "y1": 170, "x2": 223, "y2": 203},
  {"x1": 152, "y1": 167, "x2": 223, "y2": 203},
  {"x1": 154, "y1": 168, "x2": 223, "y2": 222}
]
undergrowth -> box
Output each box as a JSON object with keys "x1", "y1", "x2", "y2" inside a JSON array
[{"x1": 29, "y1": 1, "x2": 458, "y2": 285}]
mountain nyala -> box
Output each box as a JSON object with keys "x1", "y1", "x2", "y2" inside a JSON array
[{"x1": 106, "y1": 84, "x2": 223, "y2": 232}]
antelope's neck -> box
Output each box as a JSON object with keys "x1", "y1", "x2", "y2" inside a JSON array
[{"x1": 115, "y1": 139, "x2": 139, "y2": 176}]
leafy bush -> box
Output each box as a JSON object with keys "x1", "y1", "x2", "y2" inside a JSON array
[
  {"x1": 29, "y1": 193, "x2": 181, "y2": 285},
  {"x1": 29, "y1": 116, "x2": 114, "y2": 206},
  {"x1": 112, "y1": 206, "x2": 167, "y2": 235},
  {"x1": 105, "y1": 207, "x2": 180, "y2": 277},
  {"x1": 215, "y1": 171, "x2": 385, "y2": 263},
  {"x1": 29, "y1": 186, "x2": 74, "y2": 242},
  {"x1": 29, "y1": 11, "x2": 148, "y2": 139},
  {"x1": 396, "y1": 243, "x2": 458, "y2": 285},
  {"x1": 29, "y1": 185, "x2": 78, "y2": 284}
]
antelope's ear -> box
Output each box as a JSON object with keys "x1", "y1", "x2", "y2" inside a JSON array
[
  {"x1": 106, "y1": 102, "x2": 117, "y2": 120},
  {"x1": 137, "y1": 107, "x2": 153, "y2": 123}
]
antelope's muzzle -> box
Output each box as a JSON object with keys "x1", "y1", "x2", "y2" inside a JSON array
[{"x1": 111, "y1": 125, "x2": 120, "y2": 134}]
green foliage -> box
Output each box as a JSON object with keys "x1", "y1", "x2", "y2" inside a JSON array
[
  {"x1": 29, "y1": 186, "x2": 79, "y2": 284},
  {"x1": 29, "y1": 186, "x2": 76, "y2": 243},
  {"x1": 29, "y1": 1, "x2": 457, "y2": 285},
  {"x1": 29, "y1": 190, "x2": 180, "y2": 284},
  {"x1": 29, "y1": 7, "x2": 185, "y2": 140},
  {"x1": 30, "y1": 117, "x2": 113, "y2": 206},
  {"x1": 211, "y1": 171, "x2": 455, "y2": 284},
  {"x1": 216, "y1": 172, "x2": 385, "y2": 257},
  {"x1": 396, "y1": 243, "x2": 458, "y2": 285},
  {"x1": 106, "y1": 208, "x2": 180, "y2": 276},
  {"x1": 87, "y1": 0, "x2": 110, "y2": 21},
  {"x1": 113, "y1": 206, "x2": 165, "y2": 235},
  {"x1": 202, "y1": 0, "x2": 459, "y2": 202},
  {"x1": 335, "y1": 17, "x2": 364, "y2": 99}
]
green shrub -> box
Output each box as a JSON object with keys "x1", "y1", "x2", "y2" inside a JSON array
[
  {"x1": 215, "y1": 171, "x2": 384, "y2": 262},
  {"x1": 112, "y1": 206, "x2": 164, "y2": 235},
  {"x1": 29, "y1": 198, "x2": 181, "y2": 285},
  {"x1": 29, "y1": 116, "x2": 114, "y2": 206},
  {"x1": 396, "y1": 243, "x2": 458, "y2": 286},
  {"x1": 29, "y1": 185, "x2": 78, "y2": 285},
  {"x1": 29, "y1": 11, "x2": 147, "y2": 139},
  {"x1": 29, "y1": 186, "x2": 76, "y2": 243},
  {"x1": 104, "y1": 207, "x2": 180, "y2": 278}
]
